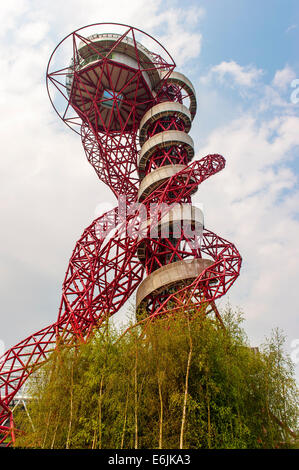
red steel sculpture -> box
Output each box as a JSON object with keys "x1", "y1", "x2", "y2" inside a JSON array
[{"x1": 0, "y1": 24, "x2": 242, "y2": 445}]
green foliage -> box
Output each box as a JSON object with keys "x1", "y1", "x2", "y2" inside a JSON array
[{"x1": 14, "y1": 307, "x2": 299, "y2": 449}]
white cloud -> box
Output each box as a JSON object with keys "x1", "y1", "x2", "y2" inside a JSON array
[
  {"x1": 195, "y1": 59, "x2": 299, "y2": 367},
  {"x1": 200, "y1": 60, "x2": 298, "y2": 113},
  {"x1": 152, "y1": 7, "x2": 204, "y2": 66},
  {"x1": 17, "y1": 20, "x2": 49, "y2": 45},
  {"x1": 286, "y1": 24, "x2": 297, "y2": 33},
  {"x1": 194, "y1": 109, "x2": 299, "y2": 352},
  {"x1": 272, "y1": 65, "x2": 296, "y2": 91},
  {"x1": 203, "y1": 60, "x2": 264, "y2": 87},
  {"x1": 0, "y1": 0, "x2": 29, "y2": 37}
]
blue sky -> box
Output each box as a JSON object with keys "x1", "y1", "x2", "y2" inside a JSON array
[
  {"x1": 200, "y1": 0, "x2": 298, "y2": 69},
  {"x1": 0, "y1": 0, "x2": 298, "y2": 376}
]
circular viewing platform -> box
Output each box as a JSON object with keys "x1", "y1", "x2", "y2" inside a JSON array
[
  {"x1": 136, "y1": 258, "x2": 214, "y2": 308},
  {"x1": 66, "y1": 33, "x2": 163, "y2": 132}
]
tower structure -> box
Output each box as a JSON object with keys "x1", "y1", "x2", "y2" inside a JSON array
[
  {"x1": 135, "y1": 74, "x2": 210, "y2": 317},
  {"x1": 0, "y1": 24, "x2": 242, "y2": 445}
]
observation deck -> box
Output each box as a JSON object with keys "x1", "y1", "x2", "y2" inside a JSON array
[{"x1": 66, "y1": 33, "x2": 162, "y2": 132}]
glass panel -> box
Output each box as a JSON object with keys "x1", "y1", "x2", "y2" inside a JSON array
[{"x1": 102, "y1": 89, "x2": 123, "y2": 109}]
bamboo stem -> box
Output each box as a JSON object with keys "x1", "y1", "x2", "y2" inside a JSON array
[
  {"x1": 180, "y1": 317, "x2": 193, "y2": 449},
  {"x1": 134, "y1": 346, "x2": 138, "y2": 449},
  {"x1": 51, "y1": 409, "x2": 61, "y2": 449},
  {"x1": 158, "y1": 375, "x2": 163, "y2": 449},
  {"x1": 120, "y1": 386, "x2": 129, "y2": 449},
  {"x1": 66, "y1": 363, "x2": 74, "y2": 449},
  {"x1": 98, "y1": 374, "x2": 104, "y2": 449}
]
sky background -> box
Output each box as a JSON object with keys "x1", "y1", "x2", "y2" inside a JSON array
[{"x1": 0, "y1": 0, "x2": 299, "y2": 376}]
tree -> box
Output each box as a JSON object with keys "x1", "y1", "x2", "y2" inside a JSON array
[{"x1": 14, "y1": 306, "x2": 299, "y2": 449}]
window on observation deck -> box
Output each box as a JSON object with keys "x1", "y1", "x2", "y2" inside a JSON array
[{"x1": 101, "y1": 89, "x2": 123, "y2": 109}]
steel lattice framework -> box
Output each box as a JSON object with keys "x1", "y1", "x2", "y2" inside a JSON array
[{"x1": 0, "y1": 24, "x2": 242, "y2": 446}]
